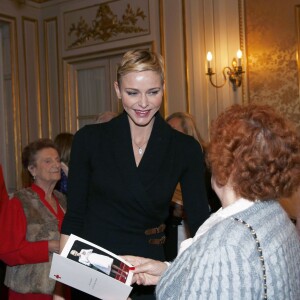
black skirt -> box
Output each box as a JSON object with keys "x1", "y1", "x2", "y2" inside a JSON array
[{"x1": 71, "y1": 285, "x2": 156, "y2": 300}]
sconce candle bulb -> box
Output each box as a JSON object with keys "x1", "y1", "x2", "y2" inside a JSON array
[
  {"x1": 237, "y1": 49, "x2": 242, "y2": 67},
  {"x1": 207, "y1": 51, "x2": 212, "y2": 70},
  {"x1": 205, "y1": 49, "x2": 244, "y2": 91}
]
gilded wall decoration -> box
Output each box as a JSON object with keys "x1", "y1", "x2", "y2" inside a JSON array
[
  {"x1": 245, "y1": 0, "x2": 300, "y2": 130},
  {"x1": 64, "y1": 0, "x2": 149, "y2": 49},
  {"x1": 247, "y1": 45, "x2": 299, "y2": 125}
]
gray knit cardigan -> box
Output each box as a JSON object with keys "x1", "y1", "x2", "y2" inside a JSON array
[{"x1": 156, "y1": 201, "x2": 300, "y2": 299}]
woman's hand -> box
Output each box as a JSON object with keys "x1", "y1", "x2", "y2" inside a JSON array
[
  {"x1": 122, "y1": 255, "x2": 168, "y2": 286},
  {"x1": 48, "y1": 240, "x2": 60, "y2": 253},
  {"x1": 53, "y1": 294, "x2": 65, "y2": 300},
  {"x1": 52, "y1": 282, "x2": 65, "y2": 300}
]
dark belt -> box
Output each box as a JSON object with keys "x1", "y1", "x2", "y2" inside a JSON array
[
  {"x1": 144, "y1": 224, "x2": 166, "y2": 235},
  {"x1": 145, "y1": 224, "x2": 166, "y2": 245}
]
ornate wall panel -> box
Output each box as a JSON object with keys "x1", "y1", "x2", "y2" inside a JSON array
[
  {"x1": 245, "y1": 0, "x2": 300, "y2": 129},
  {"x1": 44, "y1": 17, "x2": 61, "y2": 138},
  {"x1": 63, "y1": 0, "x2": 150, "y2": 50},
  {"x1": 160, "y1": 0, "x2": 187, "y2": 115},
  {"x1": 22, "y1": 17, "x2": 42, "y2": 140},
  {"x1": 0, "y1": 15, "x2": 22, "y2": 192}
]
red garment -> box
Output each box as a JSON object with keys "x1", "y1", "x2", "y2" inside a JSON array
[
  {"x1": 0, "y1": 165, "x2": 9, "y2": 300},
  {"x1": 0, "y1": 165, "x2": 8, "y2": 211},
  {"x1": 0, "y1": 184, "x2": 65, "y2": 300},
  {"x1": 8, "y1": 290, "x2": 52, "y2": 300}
]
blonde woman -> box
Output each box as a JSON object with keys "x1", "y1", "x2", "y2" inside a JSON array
[{"x1": 60, "y1": 49, "x2": 209, "y2": 300}]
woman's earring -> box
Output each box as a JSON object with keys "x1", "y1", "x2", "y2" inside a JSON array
[{"x1": 33, "y1": 175, "x2": 36, "y2": 181}]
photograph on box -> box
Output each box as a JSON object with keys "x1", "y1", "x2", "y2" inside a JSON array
[
  {"x1": 50, "y1": 234, "x2": 133, "y2": 300},
  {"x1": 60, "y1": 234, "x2": 133, "y2": 285},
  {"x1": 67, "y1": 240, "x2": 130, "y2": 283}
]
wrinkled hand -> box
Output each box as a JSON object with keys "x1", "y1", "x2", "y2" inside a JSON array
[
  {"x1": 53, "y1": 295, "x2": 65, "y2": 300},
  {"x1": 52, "y1": 281, "x2": 65, "y2": 300},
  {"x1": 122, "y1": 255, "x2": 168, "y2": 286},
  {"x1": 48, "y1": 240, "x2": 60, "y2": 254}
]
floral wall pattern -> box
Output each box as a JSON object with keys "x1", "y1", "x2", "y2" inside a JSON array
[{"x1": 245, "y1": 0, "x2": 300, "y2": 129}]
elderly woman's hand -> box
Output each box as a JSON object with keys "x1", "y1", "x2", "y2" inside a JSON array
[
  {"x1": 122, "y1": 255, "x2": 168, "y2": 286},
  {"x1": 48, "y1": 240, "x2": 60, "y2": 254}
]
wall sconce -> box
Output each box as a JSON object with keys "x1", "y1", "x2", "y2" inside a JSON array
[{"x1": 206, "y1": 50, "x2": 244, "y2": 91}]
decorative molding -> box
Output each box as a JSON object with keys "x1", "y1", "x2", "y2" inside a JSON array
[
  {"x1": 238, "y1": 0, "x2": 248, "y2": 105},
  {"x1": 64, "y1": 0, "x2": 150, "y2": 49},
  {"x1": 0, "y1": 15, "x2": 22, "y2": 191},
  {"x1": 182, "y1": 0, "x2": 189, "y2": 113},
  {"x1": 44, "y1": 17, "x2": 61, "y2": 138},
  {"x1": 296, "y1": 5, "x2": 300, "y2": 102},
  {"x1": 246, "y1": 0, "x2": 300, "y2": 130},
  {"x1": 22, "y1": 17, "x2": 42, "y2": 140}
]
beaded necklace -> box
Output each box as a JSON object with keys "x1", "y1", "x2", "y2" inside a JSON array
[{"x1": 232, "y1": 217, "x2": 267, "y2": 300}]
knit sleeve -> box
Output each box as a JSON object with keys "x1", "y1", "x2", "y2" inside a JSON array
[
  {"x1": 0, "y1": 197, "x2": 49, "y2": 266},
  {"x1": 157, "y1": 244, "x2": 263, "y2": 300}
]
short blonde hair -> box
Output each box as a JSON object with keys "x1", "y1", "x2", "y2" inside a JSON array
[{"x1": 116, "y1": 49, "x2": 164, "y2": 86}]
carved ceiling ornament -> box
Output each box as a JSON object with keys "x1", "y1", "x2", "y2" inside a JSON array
[{"x1": 67, "y1": 2, "x2": 148, "y2": 48}]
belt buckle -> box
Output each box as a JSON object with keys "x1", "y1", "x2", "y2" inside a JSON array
[
  {"x1": 148, "y1": 235, "x2": 166, "y2": 245},
  {"x1": 144, "y1": 223, "x2": 166, "y2": 236}
]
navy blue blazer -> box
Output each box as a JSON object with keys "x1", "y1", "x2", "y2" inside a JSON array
[{"x1": 62, "y1": 112, "x2": 209, "y2": 260}]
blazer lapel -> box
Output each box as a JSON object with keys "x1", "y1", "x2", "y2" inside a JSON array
[
  {"x1": 110, "y1": 112, "x2": 136, "y2": 178},
  {"x1": 109, "y1": 112, "x2": 171, "y2": 217},
  {"x1": 138, "y1": 113, "x2": 172, "y2": 188}
]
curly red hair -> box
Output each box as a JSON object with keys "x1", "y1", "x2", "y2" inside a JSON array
[{"x1": 206, "y1": 104, "x2": 300, "y2": 201}]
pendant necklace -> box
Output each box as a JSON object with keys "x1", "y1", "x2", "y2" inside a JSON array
[
  {"x1": 132, "y1": 124, "x2": 153, "y2": 156},
  {"x1": 133, "y1": 140, "x2": 148, "y2": 155}
]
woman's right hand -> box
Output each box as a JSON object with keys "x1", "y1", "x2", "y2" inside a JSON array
[
  {"x1": 53, "y1": 282, "x2": 66, "y2": 300},
  {"x1": 53, "y1": 294, "x2": 65, "y2": 300},
  {"x1": 122, "y1": 255, "x2": 168, "y2": 286},
  {"x1": 48, "y1": 240, "x2": 60, "y2": 253}
]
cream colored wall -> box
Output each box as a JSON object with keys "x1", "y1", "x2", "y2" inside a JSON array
[
  {"x1": 245, "y1": 0, "x2": 300, "y2": 129},
  {"x1": 0, "y1": 1, "x2": 44, "y2": 190},
  {"x1": 161, "y1": 0, "x2": 245, "y2": 141}
]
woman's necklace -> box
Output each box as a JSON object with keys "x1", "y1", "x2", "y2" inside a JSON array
[
  {"x1": 131, "y1": 123, "x2": 153, "y2": 156},
  {"x1": 133, "y1": 139, "x2": 148, "y2": 155}
]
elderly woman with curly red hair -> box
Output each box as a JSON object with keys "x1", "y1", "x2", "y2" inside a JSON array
[{"x1": 124, "y1": 104, "x2": 300, "y2": 300}]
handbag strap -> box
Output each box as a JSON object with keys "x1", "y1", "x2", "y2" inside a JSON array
[{"x1": 232, "y1": 217, "x2": 267, "y2": 300}]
